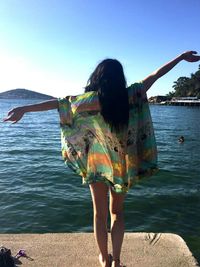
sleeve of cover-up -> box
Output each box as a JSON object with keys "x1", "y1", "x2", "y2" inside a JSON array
[
  {"x1": 58, "y1": 97, "x2": 73, "y2": 125},
  {"x1": 127, "y1": 82, "x2": 144, "y2": 99},
  {"x1": 127, "y1": 82, "x2": 147, "y2": 105}
]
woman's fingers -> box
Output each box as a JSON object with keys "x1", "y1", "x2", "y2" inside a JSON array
[
  {"x1": 3, "y1": 107, "x2": 25, "y2": 123},
  {"x1": 3, "y1": 117, "x2": 9, "y2": 122},
  {"x1": 183, "y1": 51, "x2": 200, "y2": 62},
  {"x1": 188, "y1": 55, "x2": 200, "y2": 62},
  {"x1": 7, "y1": 110, "x2": 14, "y2": 116},
  {"x1": 3, "y1": 115, "x2": 15, "y2": 122},
  {"x1": 3, "y1": 109, "x2": 16, "y2": 121},
  {"x1": 3, "y1": 114, "x2": 12, "y2": 122}
]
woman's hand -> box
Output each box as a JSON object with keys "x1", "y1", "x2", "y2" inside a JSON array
[
  {"x1": 142, "y1": 50, "x2": 200, "y2": 92},
  {"x1": 181, "y1": 51, "x2": 200, "y2": 62},
  {"x1": 3, "y1": 107, "x2": 25, "y2": 124},
  {"x1": 3, "y1": 99, "x2": 58, "y2": 124}
]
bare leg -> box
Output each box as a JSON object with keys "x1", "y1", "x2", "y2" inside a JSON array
[
  {"x1": 109, "y1": 188, "x2": 125, "y2": 267},
  {"x1": 89, "y1": 182, "x2": 110, "y2": 267}
]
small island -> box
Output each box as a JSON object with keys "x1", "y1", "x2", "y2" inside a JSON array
[{"x1": 0, "y1": 88, "x2": 56, "y2": 100}]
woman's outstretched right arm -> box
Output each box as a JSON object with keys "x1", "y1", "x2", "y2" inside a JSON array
[
  {"x1": 3, "y1": 99, "x2": 58, "y2": 124},
  {"x1": 142, "y1": 51, "x2": 200, "y2": 92}
]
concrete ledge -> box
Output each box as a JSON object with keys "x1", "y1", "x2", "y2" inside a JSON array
[{"x1": 0, "y1": 233, "x2": 198, "y2": 267}]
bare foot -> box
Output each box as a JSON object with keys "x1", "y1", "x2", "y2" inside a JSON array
[{"x1": 99, "y1": 254, "x2": 112, "y2": 267}]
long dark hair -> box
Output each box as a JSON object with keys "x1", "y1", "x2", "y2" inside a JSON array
[{"x1": 85, "y1": 59, "x2": 129, "y2": 132}]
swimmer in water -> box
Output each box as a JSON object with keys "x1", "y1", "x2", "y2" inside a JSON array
[{"x1": 178, "y1": 136, "x2": 185, "y2": 143}]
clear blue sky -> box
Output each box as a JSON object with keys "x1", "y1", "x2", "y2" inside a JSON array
[{"x1": 0, "y1": 0, "x2": 199, "y2": 97}]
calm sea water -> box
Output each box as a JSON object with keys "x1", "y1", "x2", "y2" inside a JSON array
[{"x1": 0, "y1": 99, "x2": 200, "y2": 261}]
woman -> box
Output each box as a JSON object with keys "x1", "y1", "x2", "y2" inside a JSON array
[{"x1": 3, "y1": 51, "x2": 200, "y2": 267}]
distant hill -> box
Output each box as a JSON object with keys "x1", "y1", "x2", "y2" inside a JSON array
[{"x1": 0, "y1": 89, "x2": 56, "y2": 99}]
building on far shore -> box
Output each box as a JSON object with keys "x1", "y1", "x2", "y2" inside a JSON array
[
  {"x1": 169, "y1": 96, "x2": 200, "y2": 106},
  {"x1": 171, "y1": 96, "x2": 198, "y2": 101},
  {"x1": 148, "y1": 95, "x2": 169, "y2": 104},
  {"x1": 148, "y1": 96, "x2": 200, "y2": 106}
]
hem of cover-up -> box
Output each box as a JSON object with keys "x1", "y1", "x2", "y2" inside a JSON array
[
  {"x1": 82, "y1": 175, "x2": 129, "y2": 194},
  {"x1": 82, "y1": 167, "x2": 159, "y2": 193},
  {"x1": 65, "y1": 162, "x2": 159, "y2": 194}
]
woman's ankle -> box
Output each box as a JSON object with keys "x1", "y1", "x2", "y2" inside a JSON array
[
  {"x1": 99, "y1": 253, "x2": 110, "y2": 267},
  {"x1": 111, "y1": 258, "x2": 121, "y2": 267},
  {"x1": 99, "y1": 253, "x2": 109, "y2": 261}
]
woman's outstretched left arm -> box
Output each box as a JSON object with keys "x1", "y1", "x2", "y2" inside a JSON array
[
  {"x1": 143, "y1": 51, "x2": 200, "y2": 92},
  {"x1": 3, "y1": 99, "x2": 58, "y2": 124}
]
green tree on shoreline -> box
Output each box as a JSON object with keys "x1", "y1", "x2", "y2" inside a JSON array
[{"x1": 166, "y1": 65, "x2": 200, "y2": 98}]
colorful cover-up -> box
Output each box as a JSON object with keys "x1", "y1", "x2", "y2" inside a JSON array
[{"x1": 58, "y1": 82, "x2": 158, "y2": 193}]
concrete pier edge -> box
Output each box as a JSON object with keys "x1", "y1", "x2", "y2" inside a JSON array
[{"x1": 0, "y1": 232, "x2": 198, "y2": 267}]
